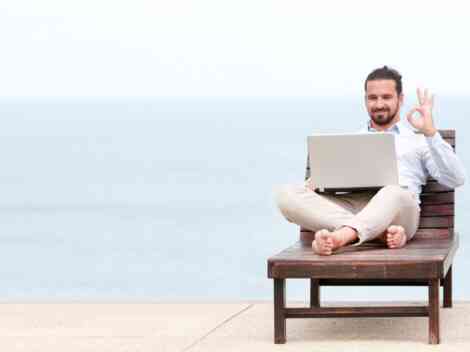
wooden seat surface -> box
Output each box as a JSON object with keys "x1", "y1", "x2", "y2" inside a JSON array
[{"x1": 268, "y1": 234, "x2": 458, "y2": 280}]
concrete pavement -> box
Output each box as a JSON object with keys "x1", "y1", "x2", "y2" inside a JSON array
[{"x1": 1, "y1": 301, "x2": 470, "y2": 351}]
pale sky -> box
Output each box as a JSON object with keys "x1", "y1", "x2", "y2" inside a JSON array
[{"x1": 1, "y1": 0, "x2": 470, "y2": 97}]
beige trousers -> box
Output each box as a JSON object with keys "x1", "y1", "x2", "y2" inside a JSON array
[{"x1": 275, "y1": 184, "x2": 421, "y2": 245}]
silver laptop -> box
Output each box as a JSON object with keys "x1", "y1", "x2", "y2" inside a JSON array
[{"x1": 307, "y1": 132, "x2": 399, "y2": 193}]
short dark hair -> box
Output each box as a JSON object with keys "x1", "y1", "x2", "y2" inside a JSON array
[{"x1": 364, "y1": 66, "x2": 402, "y2": 95}]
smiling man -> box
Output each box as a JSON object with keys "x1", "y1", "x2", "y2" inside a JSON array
[{"x1": 275, "y1": 66, "x2": 467, "y2": 256}]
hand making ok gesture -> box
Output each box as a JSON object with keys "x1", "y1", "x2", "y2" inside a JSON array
[{"x1": 406, "y1": 88, "x2": 438, "y2": 137}]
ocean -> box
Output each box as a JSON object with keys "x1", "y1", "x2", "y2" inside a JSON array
[{"x1": 0, "y1": 97, "x2": 469, "y2": 301}]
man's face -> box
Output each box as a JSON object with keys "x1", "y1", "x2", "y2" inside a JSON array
[{"x1": 365, "y1": 79, "x2": 402, "y2": 126}]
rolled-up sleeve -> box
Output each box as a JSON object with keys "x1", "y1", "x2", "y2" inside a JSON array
[{"x1": 422, "y1": 131, "x2": 466, "y2": 188}]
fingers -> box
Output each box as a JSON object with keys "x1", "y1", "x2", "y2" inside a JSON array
[
  {"x1": 406, "y1": 107, "x2": 427, "y2": 130},
  {"x1": 417, "y1": 88, "x2": 424, "y2": 105},
  {"x1": 417, "y1": 87, "x2": 434, "y2": 106},
  {"x1": 406, "y1": 107, "x2": 419, "y2": 121}
]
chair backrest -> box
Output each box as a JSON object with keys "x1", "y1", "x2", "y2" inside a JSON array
[
  {"x1": 301, "y1": 129, "x2": 455, "y2": 242},
  {"x1": 416, "y1": 129, "x2": 455, "y2": 240}
]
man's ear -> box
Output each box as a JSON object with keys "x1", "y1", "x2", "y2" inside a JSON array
[{"x1": 399, "y1": 93, "x2": 404, "y2": 105}]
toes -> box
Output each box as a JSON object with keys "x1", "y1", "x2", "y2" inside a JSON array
[
  {"x1": 385, "y1": 226, "x2": 407, "y2": 249},
  {"x1": 397, "y1": 232, "x2": 407, "y2": 248},
  {"x1": 317, "y1": 229, "x2": 330, "y2": 239},
  {"x1": 312, "y1": 239, "x2": 331, "y2": 255},
  {"x1": 312, "y1": 230, "x2": 334, "y2": 255},
  {"x1": 314, "y1": 230, "x2": 331, "y2": 246},
  {"x1": 312, "y1": 240, "x2": 321, "y2": 253},
  {"x1": 386, "y1": 232, "x2": 398, "y2": 248},
  {"x1": 322, "y1": 240, "x2": 333, "y2": 251}
]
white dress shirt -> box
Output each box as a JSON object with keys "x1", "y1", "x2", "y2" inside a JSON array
[{"x1": 360, "y1": 119, "x2": 466, "y2": 204}]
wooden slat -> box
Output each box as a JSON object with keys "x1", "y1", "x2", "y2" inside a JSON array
[
  {"x1": 270, "y1": 262, "x2": 440, "y2": 279},
  {"x1": 420, "y1": 192, "x2": 454, "y2": 205},
  {"x1": 413, "y1": 228, "x2": 452, "y2": 240},
  {"x1": 300, "y1": 230, "x2": 315, "y2": 243},
  {"x1": 438, "y1": 130, "x2": 455, "y2": 138},
  {"x1": 285, "y1": 306, "x2": 428, "y2": 318},
  {"x1": 418, "y1": 216, "x2": 453, "y2": 229},
  {"x1": 422, "y1": 183, "x2": 453, "y2": 193},
  {"x1": 318, "y1": 279, "x2": 444, "y2": 286},
  {"x1": 420, "y1": 204, "x2": 454, "y2": 217}
]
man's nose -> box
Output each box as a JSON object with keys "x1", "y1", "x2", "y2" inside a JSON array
[{"x1": 376, "y1": 98, "x2": 385, "y2": 108}]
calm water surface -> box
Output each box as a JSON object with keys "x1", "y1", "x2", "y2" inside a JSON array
[{"x1": 0, "y1": 98, "x2": 468, "y2": 301}]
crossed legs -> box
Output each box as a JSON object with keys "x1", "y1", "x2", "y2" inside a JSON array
[{"x1": 275, "y1": 184, "x2": 420, "y2": 256}]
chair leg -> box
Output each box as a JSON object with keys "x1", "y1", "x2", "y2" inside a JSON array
[
  {"x1": 310, "y1": 279, "x2": 320, "y2": 307},
  {"x1": 443, "y1": 266, "x2": 452, "y2": 308},
  {"x1": 274, "y1": 278, "x2": 286, "y2": 344},
  {"x1": 428, "y1": 278, "x2": 440, "y2": 344}
]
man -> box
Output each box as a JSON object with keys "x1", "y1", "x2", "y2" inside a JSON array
[{"x1": 275, "y1": 66, "x2": 466, "y2": 256}]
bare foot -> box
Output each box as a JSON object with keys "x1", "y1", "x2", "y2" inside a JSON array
[
  {"x1": 312, "y1": 230, "x2": 334, "y2": 255},
  {"x1": 385, "y1": 225, "x2": 407, "y2": 249},
  {"x1": 312, "y1": 228, "x2": 355, "y2": 256}
]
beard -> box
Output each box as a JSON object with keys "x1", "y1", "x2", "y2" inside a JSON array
[{"x1": 369, "y1": 103, "x2": 399, "y2": 126}]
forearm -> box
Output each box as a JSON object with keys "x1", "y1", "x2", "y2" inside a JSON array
[{"x1": 425, "y1": 132, "x2": 466, "y2": 187}]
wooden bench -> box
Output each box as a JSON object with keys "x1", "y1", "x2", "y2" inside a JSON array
[{"x1": 267, "y1": 129, "x2": 458, "y2": 345}]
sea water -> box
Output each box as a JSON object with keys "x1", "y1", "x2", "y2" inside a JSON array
[{"x1": 0, "y1": 97, "x2": 468, "y2": 301}]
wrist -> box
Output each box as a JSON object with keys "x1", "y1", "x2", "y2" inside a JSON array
[{"x1": 423, "y1": 128, "x2": 437, "y2": 137}]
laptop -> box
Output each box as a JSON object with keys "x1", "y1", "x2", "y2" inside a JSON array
[{"x1": 307, "y1": 132, "x2": 399, "y2": 193}]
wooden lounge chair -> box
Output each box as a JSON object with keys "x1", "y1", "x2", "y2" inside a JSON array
[{"x1": 267, "y1": 129, "x2": 458, "y2": 345}]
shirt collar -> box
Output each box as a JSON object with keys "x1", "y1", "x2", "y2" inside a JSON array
[{"x1": 367, "y1": 120, "x2": 401, "y2": 134}]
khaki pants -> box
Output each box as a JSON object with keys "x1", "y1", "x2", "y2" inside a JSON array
[{"x1": 275, "y1": 184, "x2": 421, "y2": 245}]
